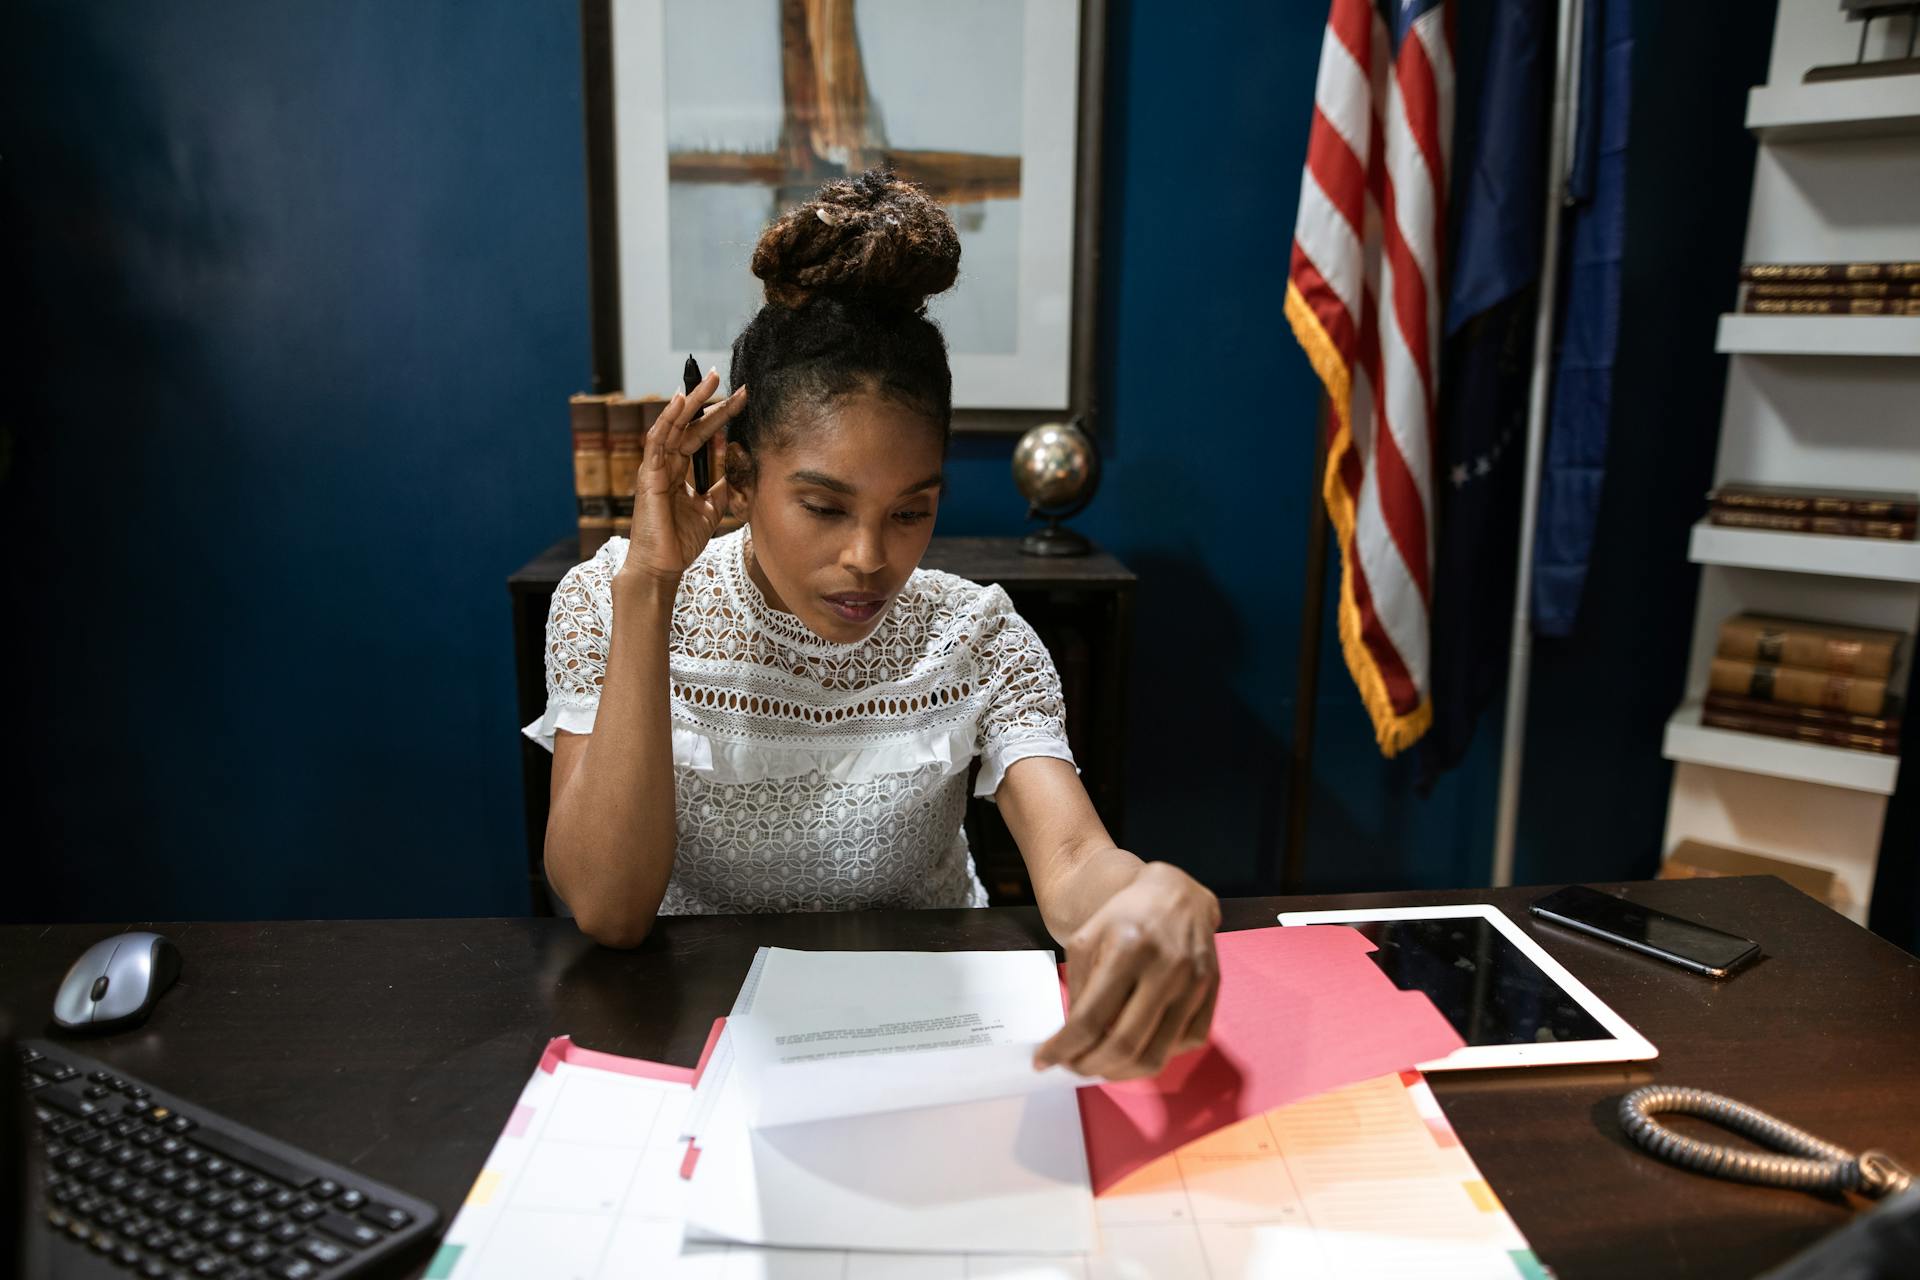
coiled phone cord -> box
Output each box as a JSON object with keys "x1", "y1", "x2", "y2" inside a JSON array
[{"x1": 1620, "y1": 1085, "x2": 1914, "y2": 1198}]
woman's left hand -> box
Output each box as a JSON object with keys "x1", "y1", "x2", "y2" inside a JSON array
[{"x1": 1034, "y1": 862, "x2": 1221, "y2": 1081}]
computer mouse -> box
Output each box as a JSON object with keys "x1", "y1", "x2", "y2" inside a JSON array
[{"x1": 51, "y1": 932, "x2": 181, "y2": 1033}]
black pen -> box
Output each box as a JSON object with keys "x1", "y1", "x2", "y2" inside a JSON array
[{"x1": 684, "y1": 354, "x2": 711, "y2": 492}]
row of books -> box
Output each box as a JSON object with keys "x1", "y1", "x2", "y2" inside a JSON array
[
  {"x1": 569, "y1": 392, "x2": 667, "y2": 555},
  {"x1": 1703, "y1": 613, "x2": 1905, "y2": 756},
  {"x1": 1737, "y1": 260, "x2": 1920, "y2": 315},
  {"x1": 1706, "y1": 482, "x2": 1918, "y2": 542}
]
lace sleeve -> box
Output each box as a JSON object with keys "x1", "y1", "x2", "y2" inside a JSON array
[
  {"x1": 520, "y1": 549, "x2": 618, "y2": 753},
  {"x1": 972, "y1": 595, "x2": 1076, "y2": 801}
]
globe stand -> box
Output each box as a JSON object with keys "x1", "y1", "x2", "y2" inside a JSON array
[{"x1": 1021, "y1": 516, "x2": 1092, "y2": 557}]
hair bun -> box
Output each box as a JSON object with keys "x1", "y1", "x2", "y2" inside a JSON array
[{"x1": 751, "y1": 169, "x2": 960, "y2": 312}]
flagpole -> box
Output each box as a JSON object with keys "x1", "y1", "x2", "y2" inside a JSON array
[
  {"x1": 1490, "y1": 0, "x2": 1584, "y2": 887},
  {"x1": 1282, "y1": 393, "x2": 1334, "y2": 894}
]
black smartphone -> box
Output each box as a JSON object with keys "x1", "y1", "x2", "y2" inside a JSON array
[{"x1": 1530, "y1": 886, "x2": 1760, "y2": 978}]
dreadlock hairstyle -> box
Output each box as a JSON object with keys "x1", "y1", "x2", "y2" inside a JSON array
[{"x1": 725, "y1": 169, "x2": 961, "y2": 487}]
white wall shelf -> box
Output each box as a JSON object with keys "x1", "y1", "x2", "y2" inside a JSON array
[
  {"x1": 1746, "y1": 76, "x2": 1920, "y2": 142},
  {"x1": 1663, "y1": 3, "x2": 1920, "y2": 922},
  {"x1": 1689, "y1": 520, "x2": 1920, "y2": 583},
  {"x1": 1716, "y1": 314, "x2": 1920, "y2": 356},
  {"x1": 1663, "y1": 702, "x2": 1901, "y2": 796}
]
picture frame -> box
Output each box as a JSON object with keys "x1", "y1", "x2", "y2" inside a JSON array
[{"x1": 578, "y1": 0, "x2": 1106, "y2": 435}]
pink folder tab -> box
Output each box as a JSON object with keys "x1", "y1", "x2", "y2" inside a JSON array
[
  {"x1": 1071, "y1": 924, "x2": 1465, "y2": 1192},
  {"x1": 536, "y1": 1035, "x2": 696, "y2": 1086}
]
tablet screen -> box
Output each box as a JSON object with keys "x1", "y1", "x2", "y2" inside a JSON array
[{"x1": 1345, "y1": 916, "x2": 1610, "y2": 1047}]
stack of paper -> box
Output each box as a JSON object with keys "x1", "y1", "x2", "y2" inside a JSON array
[
  {"x1": 428, "y1": 926, "x2": 1537, "y2": 1277},
  {"x1": 682, "y1": 948, "x2": 1097, "y2": 1256}
]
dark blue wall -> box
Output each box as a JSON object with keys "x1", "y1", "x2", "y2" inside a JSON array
[
  {"x1": 5, "y1": 2, "x2": 589, "y2": 919},
  {"x1": 11, "y1": 2, "x2": 1875, "y2": 944}
]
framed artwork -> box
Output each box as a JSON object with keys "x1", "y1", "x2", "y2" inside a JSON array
[{"x1": 580, "y1": 0, "x2": 1106, "y2": 434}]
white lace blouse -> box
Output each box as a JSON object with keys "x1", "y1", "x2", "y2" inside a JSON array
[{"x1": 523, "y1": 527, "x2": 1076, "y2": 914}]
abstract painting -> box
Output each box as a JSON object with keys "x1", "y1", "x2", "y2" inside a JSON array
[{"x1": 613, "y1": 0, "x2": 1084, "y2": 411}]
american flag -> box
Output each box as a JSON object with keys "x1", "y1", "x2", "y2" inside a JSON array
[{"x1": 1286, "y1": 0, "x2": 1453, "y2": 757}]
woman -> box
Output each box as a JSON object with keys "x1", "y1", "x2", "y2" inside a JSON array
[{"x1": 528, "y1": 170, "x2": 1218, "y2": 1080}]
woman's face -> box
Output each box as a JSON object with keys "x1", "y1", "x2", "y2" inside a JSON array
[{"x1": 735, "y1": 391, "x2": 945, "y2": 644}]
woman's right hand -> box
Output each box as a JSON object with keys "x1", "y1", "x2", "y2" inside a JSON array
[{"x1": 619, "y1": 370, "x2": 745, "y2": 586}]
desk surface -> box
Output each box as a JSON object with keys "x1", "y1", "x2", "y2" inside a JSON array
[{"x1": 4, "y1": 877, "x2": 1917, "y2": 1278}]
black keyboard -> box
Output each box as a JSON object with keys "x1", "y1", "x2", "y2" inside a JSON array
[{"x1": 19, "y1": 1040, "x2": 440, "y2": 1280}]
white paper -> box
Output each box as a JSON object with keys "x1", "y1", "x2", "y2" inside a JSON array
[
  {"x1": 687, "y1": 1051, "x2": 1095, "y2": 1256},
  {"x1": 726, "y1": 947, "x2": 1092, "y2": 1127},
  {"x1": 736, "y1": 947, "x2": 1069, "y2": 1034},
  {"x1": 733, "y1": 1021, "x2": 1089, "y2": 1128},
  {"x1": 683, "y1": 948, "x2": 1096, "y2": 1256}
]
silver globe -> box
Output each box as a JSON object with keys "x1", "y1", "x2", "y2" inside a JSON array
[
  {"x1": 1011, "y1": 420, "x2": 1098, "y2": 556},
  {"x1": 1012, "y1": 422, "x2": 1096, "y2": 512}
]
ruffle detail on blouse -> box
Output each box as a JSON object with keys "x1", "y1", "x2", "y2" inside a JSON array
[
  {"x1": 975, "y1": 735, "x2": 1079, "y2": 801},
  {"x1": 522, "y1": 695, "x2": 601, "y2": 753},
  {"x1": 671, "y1": 720, "x2": 979, "y2": 786}
]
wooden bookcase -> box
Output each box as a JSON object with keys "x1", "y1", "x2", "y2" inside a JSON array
[{"x1": 1661, "y1": 3, "x2": 1920, "y2": 924}]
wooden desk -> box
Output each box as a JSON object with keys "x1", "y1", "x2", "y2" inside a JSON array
[
  {"x1": 508, "y1": 535, "x2": 1137, "y2": 911},
  {"x1": 4, "y1": 877, "x2": 1917, "y2": 1278}
]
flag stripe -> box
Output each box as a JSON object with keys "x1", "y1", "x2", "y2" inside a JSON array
[
  {"x1": 1315, "y1": 15, "x2": 1373, "y2": 168},
  {"x1": 1294, "y1": 167, "x2": 1364, "y2": 324},
  {"x1": 1306, "y1": 105, "x2": 1368, "y2": 244},
  {"x1": 1289, "y1": 242, "x2": 1359, "y2": 365}
]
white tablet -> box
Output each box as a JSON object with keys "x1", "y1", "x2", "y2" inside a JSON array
[{"x1": 1277, "y1": 904, "x2": 1658, "y2": 1070}]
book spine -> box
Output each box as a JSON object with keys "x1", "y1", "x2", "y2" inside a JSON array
[
  {"x1": 1745, "y1": 281, "x2": 1920, "y2": 299},
  {"x1": 570, "y1": 393, "x2": 615, "y2": 556},
  {"x1": 1703, "y1": 691, "x2": 1902, "y2": 735},
  {"x1": 1741, "y1": 296, "x2": 1920, "y2": 315},
  {"x1": 606, "y1": 397, "x2": 643, "y2": 539},
  {"x1": 1710, "y1": 490, "x2": 1919, "y2": 520},
  {"x1": 1701, "y1": 708, "x2": 1901, "y2": 756},
  {"x1": 1709, "y1": 508, "x2": 1917, "y2": 540},
  {"x1": 1716, "y1": 619, "x2": 1896, "y2": 678},
  {"x1": 1708, "y1": 657, "x2": 1888, "y2": 716},
  {"x1": 1740, "y1": 262, "x2": 1920, "y2": 282}
]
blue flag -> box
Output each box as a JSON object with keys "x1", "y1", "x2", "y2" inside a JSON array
[
  {"x1": 1419, "y1": 0, "x2": 1552, "y2": 787},
  {"x1": 1533, "y1": 0, "x2": 1633, "y2": 637}
]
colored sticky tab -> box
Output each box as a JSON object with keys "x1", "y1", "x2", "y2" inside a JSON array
[
  {"x1": 1509, "y1": 1248, "x2": 1551, "y2": 1279},
  {"x1": 1465, "y1": 1179, "x2": 1501, "y2": 1212},
  {"x1": 502, "y1": 1105, "x2": 534, "y2": 1138},
  {"x1": 538, "y1": 1034, "x2": 696, "y2": 1084},
  {"x1": 463, "y1": 1170, "x2": 502, "y2": 1207},
  {"x1": 691, "y1": 1017, "x2": 726, "y2": 1087},
  {"x1": 1070, "y1": 925, "x2": 1466, "y2": 1192},
  {"x1": 425, "y1": 1242, "x2": 464, "y2": 1278}
]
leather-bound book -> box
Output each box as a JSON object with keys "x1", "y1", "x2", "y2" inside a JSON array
[
  {"x1": 1700, "y1": 706, "x2": 1900, "y2": 756},
  {"x1": 605, "y1": 395, "x2": 670, "y2": 538},
  {"x1": 569, "y1": 393, "x2": 616, "y2": 556},
  {"x1": 1708, "y1": 657, "x2": 1889, "y2": 716},
  {"x1": 1740, "y1": 261, "x2": 1920, "y2": 282},
  {"x1": 1704, "y1": 691, "x2": 1902, "y2": 736},
  {"x1": 1717, "y1": 615, "x2": 1901, "y2": 678},
  {"x1": 1744, "y1": 281, "x2": 1919, "y2": 299},
  {"x1": 1742, "y1": 296, "x2": 1920, "y2": 315},
  {"x1": 606, "y1": 397, "x2": 641, "y2": 539},
  {"x1": 1709, "y1": 509, "x2": 1916, "y2": 540},
  {"x1": 1707, "y1": 483, "x2": 1919, "y2": 521}
]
